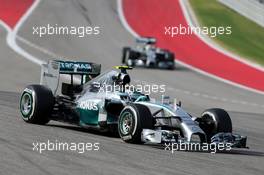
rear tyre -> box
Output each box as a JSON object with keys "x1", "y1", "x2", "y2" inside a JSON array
[
  {"x1": 167, "y1": 62, "x2": 175, "y2": 70},
  {"x1": 118, "y1": 104, "x2": 154, "y2": 143},
  {"x1": 198, "y1": 108, "x2": 232, "y2": 141},
  {"x1": 20, "y1": 85, "x2": 54, "y2": 125}
]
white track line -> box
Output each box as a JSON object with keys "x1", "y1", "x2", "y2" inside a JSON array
[
  {"x1": 117, "y1": 0, "x2": 264, "y2": 96},
  {"x1": 0, "y1": 21, "x2": 11, "y2": 33},
  {"x1": 16, "y1": 35, "x2": 66, "y2": 59},
  {"x1": 4, "y1": 0, "x2": 44, "y2": 65},
  {"x1": 0, "y1": 0, "x2": 81, "y2": 84},
  {"x1": 117, "y1": 0, "x2": 139, "y2": 38}
]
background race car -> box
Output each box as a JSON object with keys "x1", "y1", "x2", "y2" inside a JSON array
[{"x1": 122, "y1": 37, "x2": 175, "y2": 70}]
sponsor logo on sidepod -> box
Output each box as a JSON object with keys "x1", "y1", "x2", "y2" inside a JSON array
[{"x1": 78, "y1": 101, "x2": 98, "y2": 111}]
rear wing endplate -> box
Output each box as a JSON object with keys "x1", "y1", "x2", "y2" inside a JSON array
[{"x1": 40, "y1": 60, "x2": 101, "y2": 94}]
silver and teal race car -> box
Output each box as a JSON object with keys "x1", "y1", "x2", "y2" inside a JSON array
[
  {"x1": 122, "y1": 37, "x2": 175, "y2": 70},
  {"x1": 20, "y1": 60, "x2": 247, "y2": 148}
]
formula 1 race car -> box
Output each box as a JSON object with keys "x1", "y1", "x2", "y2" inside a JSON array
[
  {"x1": 122, "y1": 37, "x2": 175, "y2": 70},
  {"x1": 20, "y1": 60, "x2": 247, "y2": 148}
]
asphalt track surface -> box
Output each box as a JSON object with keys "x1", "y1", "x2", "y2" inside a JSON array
[{"x1": 0, "y1": 0, "x2": 264, "y2": 175}]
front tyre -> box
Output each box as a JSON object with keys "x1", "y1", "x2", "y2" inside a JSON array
[
  {"x1": 118, "y1": 104, "x2": 154, "y2": 143},
  {"x1": 20, "y1": 85, "x2": 54, "y2": 125},
  {"x1": 198, "y1": 108, "x2": 232, "y2": 141}
]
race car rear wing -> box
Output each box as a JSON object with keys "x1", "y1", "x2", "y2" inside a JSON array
[
  {"x1": 136, "y1": 37, "x2": 156, "y2": 45},
  {"x1": 57, "y1": 60, "x2": 101, "y2": 75},
  {"x1": 40, "y1": 60, "x2": 101, "y2": 95}
]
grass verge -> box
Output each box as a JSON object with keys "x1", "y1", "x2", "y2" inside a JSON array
[{"x1": 189, "y1": 0, "x2": 264, "y2": 65}]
